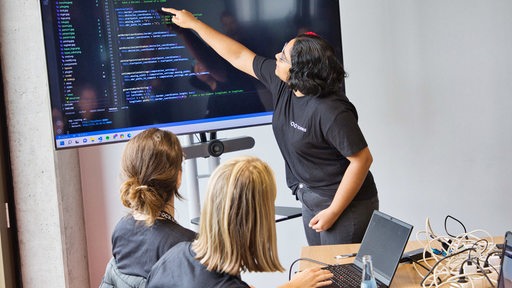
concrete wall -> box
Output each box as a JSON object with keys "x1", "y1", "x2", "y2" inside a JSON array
[{"x1": 0, "y1": 0, "x2": 88, "y2": 287}]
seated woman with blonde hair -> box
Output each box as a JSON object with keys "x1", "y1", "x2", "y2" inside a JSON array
[
  {"x1": 147, "y1": 156, "x2": 332, "y2": 287},
  {"x1": 100, "y1": 128, "x2": 196, "y2": 288}
]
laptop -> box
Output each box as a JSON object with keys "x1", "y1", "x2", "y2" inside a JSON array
[
  {"x1": 322, "y1": 210, "x2": 413, "y2": 288},
  {"x1": 498, "y1": 231, "x2": 512, "y2": 288}
]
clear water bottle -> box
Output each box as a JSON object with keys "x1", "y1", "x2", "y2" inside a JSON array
[{"x1": 361, "y1": 255, "x2": 377, "y2": 288}]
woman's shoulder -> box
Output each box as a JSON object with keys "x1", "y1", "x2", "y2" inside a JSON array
[
  {"x1": 313, "y1": 92, "x2": 356, "y2": 115},
  {"x1": 112, "y1": 214, "x2": 137, "y2": 232},
  {"x1": 154, "y1": 219, "x2": 197, "y2": 240},
  {"x1": 253, "y1": 56, "x2": 279, "y2": 83},
  {"x1": 153, "y1": 242, "x2": 250, "y2": 288},
  {"x1": 154, "y1": 241, "x2": 193, "y2": 267},
  {"x1": 164, "y1": 241, "x2": 191, "y2": 256}
]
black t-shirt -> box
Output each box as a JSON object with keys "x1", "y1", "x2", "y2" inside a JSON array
[
  {"x1": 253, "y1": 56, "x2": 377, "y2": 200},
  {"x1": 112, "y1": 215, "x2": 196, "y2": 277},
  {"x1": 147, "y1": 242, "x2": 250, "y2": 288}
]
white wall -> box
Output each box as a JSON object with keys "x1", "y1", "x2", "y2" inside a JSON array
[
  {"x1": 78, "y1": 0, "x2": 511, "y2": 287},
  {"x1": 339, "y1": 0, "x2": 512, "y2": 236}
]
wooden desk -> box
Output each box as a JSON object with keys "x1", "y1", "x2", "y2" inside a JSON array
[
  {"x1": 300, "y1": 241, "x2": 424, "y2": 287},
  {"x1": 300, "y1": 237, "x2": 503, "y2": 287}
]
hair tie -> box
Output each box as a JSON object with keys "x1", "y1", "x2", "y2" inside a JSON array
[{"x1": 305, "y1": 31, "x2": 319, "y2": 36}]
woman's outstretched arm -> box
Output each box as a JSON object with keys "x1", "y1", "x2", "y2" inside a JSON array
[{"x1": 162, "y1": 8, "x2": 257, "y2": 78}]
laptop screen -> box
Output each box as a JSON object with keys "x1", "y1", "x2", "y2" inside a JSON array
[
  {"x1": 353, "y1": 210, "x2": 413, "y2": 286},
  {"x1": 498, "y1": 231, "x2": 512, "y2": 288}
]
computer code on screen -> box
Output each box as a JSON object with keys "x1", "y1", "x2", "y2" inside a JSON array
[{"x1": 40, "y1": 0, "x2": 342, "y2": 148}]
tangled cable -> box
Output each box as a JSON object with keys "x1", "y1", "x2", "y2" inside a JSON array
[{"x1": 412, "y1": 216, "x2": 502, "y2": 287}]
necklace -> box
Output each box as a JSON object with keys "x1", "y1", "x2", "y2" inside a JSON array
[{"x1": 159, "y1": 211, "x2": 176, "y2": 223}]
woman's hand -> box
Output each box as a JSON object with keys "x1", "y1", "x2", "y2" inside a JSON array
[
  {"x1": 161, "y1": 8, "x2": 198, "y2": 29},
  {"x1": 309, "y1": 147, "x2": 374, "y2": 233},
  {"x1": 309, "y1": 207, "x2": 340, "y2": 232},
  {"x1": 285, "y1": 267, "x2": 333, "y2": 288}
]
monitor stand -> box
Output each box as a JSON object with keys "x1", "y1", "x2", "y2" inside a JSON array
[
  {"x1": 182, "y1": 132, "x2": 301, "y2": 229},
  {"x1": 182, "y1": 132, "x2": 254, "y2": 228}
]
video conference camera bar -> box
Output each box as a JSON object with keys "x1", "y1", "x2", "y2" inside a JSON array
[{"x1": 182, "y1": 135, "x2": 255, "y2": 159}]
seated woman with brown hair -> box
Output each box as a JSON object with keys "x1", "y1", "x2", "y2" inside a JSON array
[
  {"x1": 100, "y1": 128, "x2": 196, "y2": 288},
  {"x1": 147, "y1": 156, "x2": 332, "y2": 288}
]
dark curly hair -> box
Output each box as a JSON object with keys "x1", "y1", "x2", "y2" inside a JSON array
[{"x1": 288, "y1": 33, "x2": 346, "y2": 97}]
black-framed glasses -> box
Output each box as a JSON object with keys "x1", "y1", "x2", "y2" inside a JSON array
[{"x1": 278, "y1": 42, "x2": 290, "y2": 64}]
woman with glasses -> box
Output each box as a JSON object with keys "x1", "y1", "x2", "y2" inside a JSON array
[{"x1": 162, "y1": 8, "x2": 379, "y2": 246}]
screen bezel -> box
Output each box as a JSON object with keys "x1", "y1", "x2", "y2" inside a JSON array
[{"x1": 40, "y1": 0, "x2": 343, "y2": 150}]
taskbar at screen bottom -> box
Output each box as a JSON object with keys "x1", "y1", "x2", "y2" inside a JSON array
[
  {"x1": 54, "y1": 113, "x2": 273, "y2": 150},
  {"x1": 56, "y1": 132, "x2": 134, "y2": 149}
]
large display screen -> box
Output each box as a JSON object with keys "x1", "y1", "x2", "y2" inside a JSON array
[{"x1": 40, "y1": 0, "x2": 343, "y2": 149}]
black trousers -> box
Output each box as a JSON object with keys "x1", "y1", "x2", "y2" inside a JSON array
[{"x1": 296, "y1": 185, "x2": 379, "y2": 245}]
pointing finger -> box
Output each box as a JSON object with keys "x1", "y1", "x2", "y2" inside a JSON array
[{"x1": 161, "y1": 7, "x2": 178, "y2": 14}]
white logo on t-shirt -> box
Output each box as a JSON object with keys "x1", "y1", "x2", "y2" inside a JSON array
[{"x1": 290, "y1": 121, "x2": 307, "y2": 132}]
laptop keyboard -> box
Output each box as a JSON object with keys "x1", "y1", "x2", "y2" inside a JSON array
[{"x1": 322, "y1": 264, "x2": 362, "y2": 288}]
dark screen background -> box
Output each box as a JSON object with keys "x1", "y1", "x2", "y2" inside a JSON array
[{"x1": 40, "y1": 0, "x2": 343, "y2": 146}]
